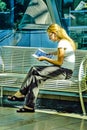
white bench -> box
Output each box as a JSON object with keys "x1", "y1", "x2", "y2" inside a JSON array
[{"x1": 0, "y1": 46, "x2": 87, "y2": 115}]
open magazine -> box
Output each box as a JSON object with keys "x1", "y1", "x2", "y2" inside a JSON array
[{"x1": 32, "y1": 48, "x2": 53, "y2": 59}]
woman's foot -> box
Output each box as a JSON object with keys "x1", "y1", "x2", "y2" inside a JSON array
[
  {"x1": 17, "y1": 106, "x2": 35, "y2": 113},
  {"x1": 7, "y1": 91, "x2": 25, "y2": 101},
  {"x1": 14, "y1": 91, "x2": 25, "y2": 98},
  {"x1": 7, "y1": 95, "x2": 25, "y2": 101}
]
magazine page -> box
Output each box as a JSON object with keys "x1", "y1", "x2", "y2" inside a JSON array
[
  {"x1": 32, "y1": 49, "x2": 54, "y2": 64},
  {"x1": 32, "y1": 49, "x2": 53, "y2": 59}
]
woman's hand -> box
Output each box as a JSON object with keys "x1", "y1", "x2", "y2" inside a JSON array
[{"x1": 38, "y1": 56, "x2": 47, "y2": 61}]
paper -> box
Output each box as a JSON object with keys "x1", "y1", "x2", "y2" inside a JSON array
[{"x1": 32, "y1": 49, "x2": 53, "y2": 59}]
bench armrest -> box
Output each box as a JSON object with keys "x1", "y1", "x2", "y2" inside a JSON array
[{"x1": 79, "y1": 55, "x2": 87, "y2": 92}]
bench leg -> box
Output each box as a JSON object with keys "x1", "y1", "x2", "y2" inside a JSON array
[
  {"x1": 0, "y1": 86, "x2": 3, "y2": 105},
  {"x1": 0, "y1": 86, "x2": 3, "y2": 98},
  {"x1": 79, "y1": 92, "x2": 86, "y2": 116}
]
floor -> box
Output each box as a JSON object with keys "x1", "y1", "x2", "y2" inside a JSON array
[
  {"x1": 0, "y1": 106, "x2": 87, "y2": 130},
  {"x1": 0, "y1": 97, "x2": 87, "y2": 130}
]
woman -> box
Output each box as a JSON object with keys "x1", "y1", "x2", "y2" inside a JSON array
[{"x1": 8, "y1": 23, "x2": 76, "y2": 112}]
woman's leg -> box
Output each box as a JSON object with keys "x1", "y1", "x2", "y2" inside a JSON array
[{"x1": 19, "y1": 65, "x2": 72, "y2": 110}]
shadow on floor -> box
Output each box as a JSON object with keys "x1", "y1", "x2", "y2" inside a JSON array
[{"x1": 0, "y1": 96, "x2": 87, "y2": 114}]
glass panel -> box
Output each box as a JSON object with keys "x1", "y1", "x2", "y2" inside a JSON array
[
  {"x1": 0, "y1": 0, "x2": 62, "y2": 30},
  {"x1": 0, "y1": 0, "x2": 14, "y2": 29},
  {"x1": 18, "y1": 0, "x2": 53, "y2": 30},
  {"x1": 70, "y1": 10, "x2": 87, "y2": 26}
]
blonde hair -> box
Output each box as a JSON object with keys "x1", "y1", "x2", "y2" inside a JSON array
[{"x1": 47, "y1": 24, "x2": 76, "y2": 50}]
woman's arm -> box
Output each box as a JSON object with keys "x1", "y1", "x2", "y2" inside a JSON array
[{"x1": 38, "y1": 48, "x2": 65, "y2": 66}]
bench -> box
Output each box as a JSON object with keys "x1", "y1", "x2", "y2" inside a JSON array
[{"x1": 0, "y1": 46, "x2": 87, "y2": 115}]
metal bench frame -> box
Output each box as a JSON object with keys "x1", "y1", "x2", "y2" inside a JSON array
[{"x1": 0, "y1": 46, "x2": 87, "y2": 115}]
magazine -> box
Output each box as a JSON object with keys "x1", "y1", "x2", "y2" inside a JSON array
[{"x1": 32, "y1": 49, "x2": 53, "y2": 59}]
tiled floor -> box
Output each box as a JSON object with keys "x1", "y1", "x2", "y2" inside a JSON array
[
  {"x1": 0, "y1": 106, "x2": 87, "y2": 130},
  {"x1": 0, "y1": 96, "x2": 87, "y2": 130}
]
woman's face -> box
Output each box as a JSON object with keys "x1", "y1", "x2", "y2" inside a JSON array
[{"x1": 48, "y1": 32, "x2": 58, "y2": 42}]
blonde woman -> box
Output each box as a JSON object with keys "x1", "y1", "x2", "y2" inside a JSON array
[{"x1": 8, "y1": 23, "x2": 76, "y2": 112}]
